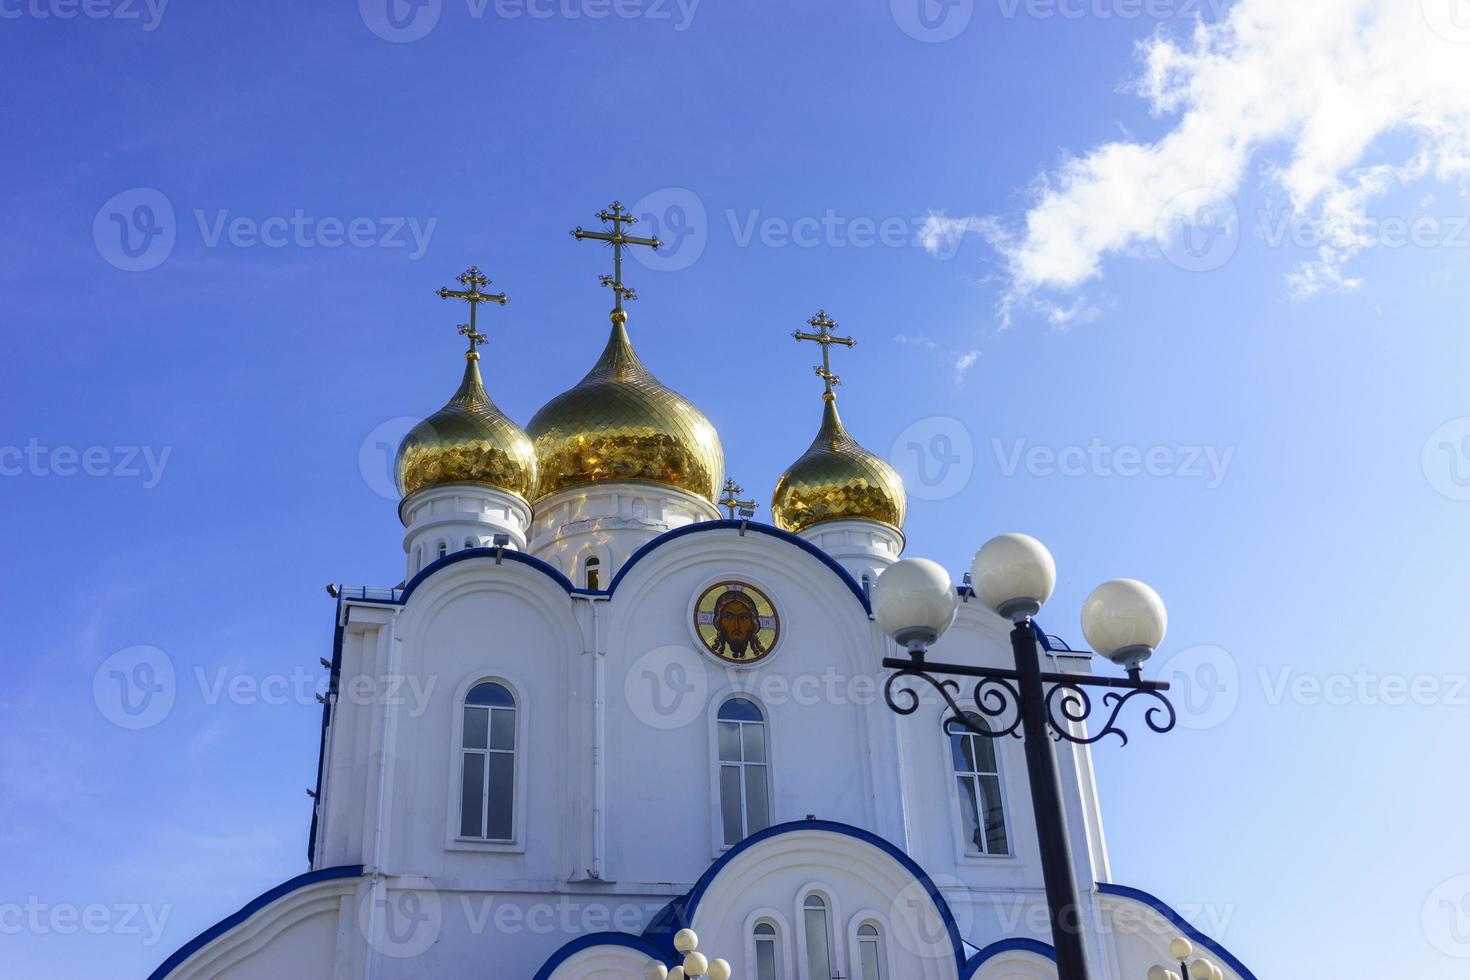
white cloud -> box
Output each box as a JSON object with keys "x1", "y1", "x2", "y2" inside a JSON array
[
  {"x1": 953, "y1": 349, "x2": 982, "y2": 384},
  {"x1": 943, "y1": 0, "x2": 1470, "y2": 312}
]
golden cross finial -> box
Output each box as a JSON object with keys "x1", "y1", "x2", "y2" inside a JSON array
[
  {"x1": 719, "y1": 478, "x2": 758, "y2": 520},
  {"x1": 571, "y1": 201, "x2": 661, "y2": 321},
  {"x1": 792, "y1": 309, "x2": 856, "y2": 399},
  {"x1": 438, "y1": 266, "x2": 508, "y2": 358}
]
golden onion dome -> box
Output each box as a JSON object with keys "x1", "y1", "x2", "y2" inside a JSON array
[
  {"x1": 771, "y1": 395, "x2": 907, "y2": 534},
  {"x1": 396, "y1": 354, "x2": 537, "y2": 501},
  {"x1": 526, "y1": 314, "x2": 724, "y2": 503}
]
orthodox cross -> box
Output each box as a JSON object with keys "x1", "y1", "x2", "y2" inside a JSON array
[
  {"x1": 792, "y1": 309, "x2": 856, "y2": 398},
  {"x1": 718, "y1": 479, "x2": 757, "y2": 519},
  {"x1": 571, "y1": 201, "x2": 661, "y2": 317},
  {"x1": 438, "y1": 266, "x2": 508, "y2": 356}
]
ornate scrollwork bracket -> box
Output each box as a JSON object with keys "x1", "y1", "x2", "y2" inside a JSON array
[{"x1": 882, "y1": 656, "x2": 1175, "y2": 746}]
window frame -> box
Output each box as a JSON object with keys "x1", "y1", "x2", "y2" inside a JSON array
[
  {"x1": 711, "y1": 694, "x2": 773, "y2": 852},
  {"x1": 794, "y1": 888, "x2": 843, "y2": 980},
  {"x1": 445, "y1": 673, "x2": 529, "y2": 853},
  {"x1": 845, "y1": 914, "x2": 892, "y2": 980},
  {"x1": 742, "y1": 910, "x2": 791, "y2": 980},
  {"x1": 946, "y1": 710, "x2": 1015, "y2": 860}
]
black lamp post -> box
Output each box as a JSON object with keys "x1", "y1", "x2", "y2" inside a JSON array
[{"x1": 873, "y1": 535, "x2": 1178, "y2": 980}]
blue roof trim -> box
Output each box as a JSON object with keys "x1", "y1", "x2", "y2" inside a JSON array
[
  {"x1": 532, "y1": 931, "x2": 676, "y2": 980},
  {"x1": 608, "y1": 520, "x2": 871, "y2": 613},
  {"x1": 1098, "y1": 883, "x2": 1259, "y2": 980},
  {"x1": 390, "y1": 547, "x2": 576, "y2": 602},
  {"x1": 147, "y1": 865, "x2": 364, "y2": 980},
  {"x1": 964, "y1": 937, "x2": 1057, "y2": 976},
  {"x1": 634, "y1": 819, "x2": 964, "y2": 977},
  {"x1": 306, "y1": 604, "x2": 344, "y2": 863}
]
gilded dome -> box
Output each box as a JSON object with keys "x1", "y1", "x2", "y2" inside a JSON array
[
  {"x1": 526, "y1": 315, "x2": 724, "y2": 503},
  {"x1": 396, "y1": 355, "x2": 537, "y2": 501},
  {"x1": 771, "y1": 396, "x2": 907, "y2": 533}
]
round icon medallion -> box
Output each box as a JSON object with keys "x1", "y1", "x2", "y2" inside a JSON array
[{"x1": 692, "y1": 581, "x2": 780, "y2": 666}]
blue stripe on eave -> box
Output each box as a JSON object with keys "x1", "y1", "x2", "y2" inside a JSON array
[
  {"x1": 964, "y1": 937, "x2": 1057, "y2": 976},
  {"x1": 1098, "y1": 883, "x2": 1259, "y2": 980},
  {"x1": 362, "y1": 521, "x2": 871, "y2": 614},
  {"x1": 608, "y1": 520, "x2": 871, "y2": 613},
  {"x1": 532, "y1": 932, "x2": 676, "y2": 980},
  {"x1": 147, "y1": 865, "x2": 364, "y2": 980}
]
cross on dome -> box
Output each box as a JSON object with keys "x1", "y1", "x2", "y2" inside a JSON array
[
  {"x1": 793, "y1": 309, "x2": 856, "y2": 400},
  {"x1": 571, "y1": 201, "x2": 661, "y2": 322}
]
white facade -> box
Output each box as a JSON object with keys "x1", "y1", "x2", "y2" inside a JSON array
[{"x1": 148, "y1": 488, "x2": 1258, "y2": 980}]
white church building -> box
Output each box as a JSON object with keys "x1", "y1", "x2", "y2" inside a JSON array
[{"x1": 147, "y1": 229, "x2": 1258, "y2": 980}]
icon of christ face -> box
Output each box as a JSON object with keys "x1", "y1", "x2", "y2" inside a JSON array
[{"x1": 713, "y1": 591, "x2": 763, "y2": 658}]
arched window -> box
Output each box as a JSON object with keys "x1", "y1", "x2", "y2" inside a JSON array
[
  {"x1": 459, "y1": 682, "x2": 516, "y2": 841},
  {"x1": 753, "y1": 921, "x2": 780, "y2": 980},
  {"x1": 584, "y1": 555, "x2": 601, "y2": 590},
  {"x1": 717, "y1": 697, "x2": 770, "y2": 846},
  {"x1": 802, "y1": 896, "x2": 833, "y2": 980},
  {"x1": 436, "y1": 540, "x2": 448, "y2": 560},
  {"x1": 856, "y1": 923, "x2": 884, "y2": 980},
  {"x1": 413, "y1": 545, "x2": 423, "y2": 574},
  {"x1": 464, "y1": 536, "x2": 477, "y2": 550},
  {"x1": 950, "y1": 711, "x2": 1009, "y2": 855}
]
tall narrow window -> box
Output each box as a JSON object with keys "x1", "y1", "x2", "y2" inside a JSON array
[
  {"x1": 856, "y1": 924, "x2": 883, "y2": 980},
  {"x1": 584, "y1": 556, "x2": 600, "y2": 590},
  {"x1": 802, "y1": 896, "x2": 832, "y2": 980},
  {"x1": 753, "y1": 921, "x2": 779, "y2": 980},
  {"x1": 717, "y1": 697, "x2": 770, "y2": 846},
  {"x1": 950, "y1": 711, "x2": 1009, "y2": 855},
  {"x1": 460, "y1": 682, "x2": 516, "y2": 841},
  {"x1": 437, "y1": 540, "x2": 448, "y2": 560}
]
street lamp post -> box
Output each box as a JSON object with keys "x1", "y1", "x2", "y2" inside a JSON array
[
  {"x1": 645, "y1": 928, "x2": 732, "y2": 980},
  {"x1": 1148, "y1": 936, "x2": 1223, "y2": 980},
  {"x1": 874, "y1": 534, "x2": 1178, "y2": 980}
]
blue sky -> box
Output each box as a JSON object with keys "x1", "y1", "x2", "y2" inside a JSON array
[{"x1": 3, "y1": 0, "x2": 1469, "y2": 976}]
